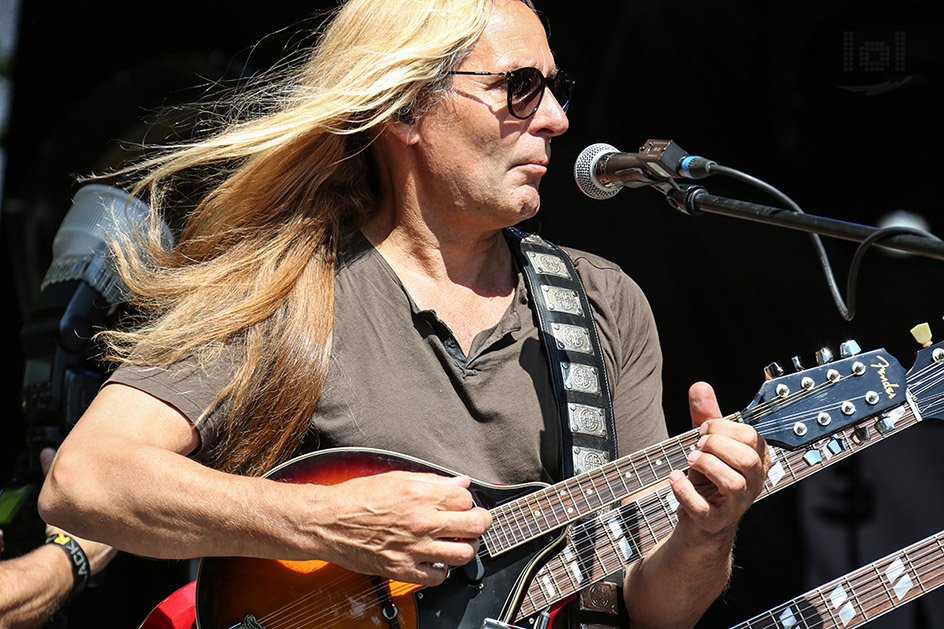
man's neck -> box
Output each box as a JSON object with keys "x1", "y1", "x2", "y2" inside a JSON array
[{"x1": 362, "y1": 209, "x2": 519, "y2": 354}]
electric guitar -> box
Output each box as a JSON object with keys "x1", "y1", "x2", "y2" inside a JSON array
[
  {"x1": 515, "y1": 333, "x2": 944, "y2": 625},
  {"x1": 193, "y1": 347, "x2": 908, "y2": 628},
  {"x1": 728, "y1": 529, "x2": 944, "y2": 628}
]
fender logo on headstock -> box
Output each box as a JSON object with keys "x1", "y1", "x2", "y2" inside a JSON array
[{"x1": 872, "y1": 355, "x2": 900, "y2": 399}]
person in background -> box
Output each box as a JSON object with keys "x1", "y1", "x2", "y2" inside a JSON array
[{"x1": 0, "y1": 449, "x2": 116, "y2": 629}]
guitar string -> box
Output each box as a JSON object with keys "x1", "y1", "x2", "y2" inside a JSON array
[
  {"x1": 523, "y1": 376, "x2": 944, "y2": 620},
  {"x1": 261, "y1": 376, "x2": 944, "y2": 628},
  {"x1": 489, "y1": 370, "x2": 887, "y2": 555},
  {"x1": 247, "y1": 367, "x2": 944, "y2": 627},
  {"x1": 488, "y1": 369, "x2": 876, "y2": 546},
  {"x1": 521, "y1": 362, "x2": 944, "y2": 617},
  {"x1": 729, "y1": 535, "x2": 944, "y2": 629},
  {"x1": 253, "y1": 476, "x2": 936, "y2": 626},
  {"x1": 251, "y1": 415, "x2": 887, "y2": 629},
  {"x1": 256, "y1": 372, "x2": 936, "y2": 628},
  {"x1": 524, "y1": 376, "x2": 944, "y2": 619},
  {"x1": 517, "y1": 410, "x2": 919, "y2": 617}
]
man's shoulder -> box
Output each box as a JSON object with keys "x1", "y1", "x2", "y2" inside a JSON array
[{"x1": 554, "y1": 243, "x2": 644, "y2": 297}]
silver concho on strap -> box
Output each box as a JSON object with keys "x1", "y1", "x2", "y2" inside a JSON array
[
  {"x1": 579, "y1": 582, "x2": 621, "y2": 615},
  {"x1": 573, "y1": 447, "x2": 610, "y2": 474},
  {"x1": 551, "y1": 323, "x2": 592, "y2": 354},
  {"x1": 568, "y1": 403, "x2": 607, "y2": 438},
  {"x1": 526, "y1": 250, "x2": 572, "y2": 279},
  {"x1": 540, "y1": 285, "x2": 583, "y2": 316},
  {"x1": 561, "y1": 362, "x2": 600, "y2": 394}
]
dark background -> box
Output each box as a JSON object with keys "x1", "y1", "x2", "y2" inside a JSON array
[{"x1": 2, "y1": 0, "x2": 943, "y2": 627}]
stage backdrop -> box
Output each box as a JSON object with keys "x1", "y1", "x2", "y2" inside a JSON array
[{"x1": 2, "y1": 1, "x2": 942, "y2": 626}]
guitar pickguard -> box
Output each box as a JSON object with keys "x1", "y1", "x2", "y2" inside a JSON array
[{"x1": 413, "y1": 480, "x2": 567, "y2": 629}]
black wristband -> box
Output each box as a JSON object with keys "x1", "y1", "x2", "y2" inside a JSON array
[{"x1": 45, "y1": 533, "x2": 90, "y2": 595}]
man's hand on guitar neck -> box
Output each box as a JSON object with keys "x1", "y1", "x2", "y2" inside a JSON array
[
  {"x1": 308, "y1": 471, "x2": 492, "y2": 586},
  {"x1": 623, "y1": 381, "x2": 771, "y2": 629},
  {"x1": 670, "y1": 381, "x2": 771, "y2": 540}
]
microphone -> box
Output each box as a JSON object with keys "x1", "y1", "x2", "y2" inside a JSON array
[{"x1": 573, "y1": 139, "x2": 715, "y2": 200}]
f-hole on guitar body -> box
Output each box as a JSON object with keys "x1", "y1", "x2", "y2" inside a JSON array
[{"x1": 195, "y1": 449, "x2": 566, "y2": 629}]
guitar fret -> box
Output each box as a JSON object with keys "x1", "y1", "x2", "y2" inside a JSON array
[
  {"x1": 870, "y1": 560, "x2": 896, "y2": 615},
  {"x1": 579, "y1": 474, "x2": 602, "y2": 513},
  {"x1": 654, "y1": 442, "x2": 672, "y2": 478},
  {"x1": 531, "y1": 493, "x2": 556, "y2": 532},
  {"x1": 845, "y1": 575, "x2": 869, "y2": 624},
  {"x1": 596, "y1": 469, "x2": 619, "y2": 508},
  {"x1": 655, "y1": 487, "x2": 678, "y2": 533},
  {"x1": 489, "y1": 511, "x2": 513, "y2": 552},
  {"x1": 900, "y1": 547, "x2": 927, "y2": 594},
  {"x1": 514, "y1": 498, "x2": 536, "y2": 541},
  {"x1": 559, "y1": 544, "x2": 583, "y2": 589},
  {"x1": 601, "y1": 510, "x2": 628, "y2": 565},
  {"x1": 816, "y1": 586, "x2": 844, "y2": 628},
  {"x1": 764, "y1": 446, "x2": 798, "y2": 494},
  {"x1": 522, "y1": 587, "x2": 543, "y2": 616}
]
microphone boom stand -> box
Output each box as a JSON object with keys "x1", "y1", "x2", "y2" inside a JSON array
[{"x1": 663, "y1": 183, "x2": 944, "y2": 261}]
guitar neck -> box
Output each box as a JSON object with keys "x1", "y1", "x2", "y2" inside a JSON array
[
  {"x1": 730, "y1": 530, "x2": 944, "y2": 629},
  {"x1": 488, "y1": 349, "x2": 907, "y2": 557},
  {"x1": 483, "y1": 425, "x2": 704, "y2": 555},
  {"x1": 515, "y1": 402, "x2": 922, "y2": 621}
]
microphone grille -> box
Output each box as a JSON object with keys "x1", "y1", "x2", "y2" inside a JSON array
[{"x1": 574, "y1": 143, "x2": 621, "y2": 200}]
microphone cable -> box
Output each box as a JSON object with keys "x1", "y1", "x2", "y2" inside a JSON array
[{"x1": 697, "y1": 162, "x2": 941, "y2": 322}]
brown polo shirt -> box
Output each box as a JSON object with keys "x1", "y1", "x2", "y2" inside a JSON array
[{"x1": 108, "y1": 234, "x2": 666, "y2": 485}]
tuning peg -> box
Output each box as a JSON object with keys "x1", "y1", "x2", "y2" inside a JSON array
[
  {"x1": 763, "y1": 362, "x2": 784, "y2": 381},
  {"x1": 815, "y1": 347, "x2": 834, "y2": 365},
  {"x1": 911, "y1": 322, "x2": 933, "y2": 348},
  {"x1": 839, "y1": 340, "x2": 862, "y2": 358},
  {"x1": 791, "y1": 356, "x2": 804, "y2": 371}
]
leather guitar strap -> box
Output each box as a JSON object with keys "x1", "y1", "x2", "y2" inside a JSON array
[{"x1": 505, "y1": 228, "x2": 626, "y2": 629}]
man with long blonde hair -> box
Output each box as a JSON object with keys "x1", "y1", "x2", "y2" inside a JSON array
[{"x1": 38, "y1": 0, "x2": 768, "y2": 627}]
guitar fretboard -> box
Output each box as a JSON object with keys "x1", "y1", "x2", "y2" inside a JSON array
[
  {"x1": 731, "y1": 530, "x2": 944, "y2": 629},
  {"x1": 486, "y1": 352, "x2": 905, "y2": 558},
  {"x1": 515, "y1": 403, "x2": 921, "y2": 621},
  {"x1": 482, "y1": 425, "x2": 705, "y2": 555}
]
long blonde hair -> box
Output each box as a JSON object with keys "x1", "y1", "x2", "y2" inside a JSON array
[{"x1": 103, "y1": 0, "x2": 497, "y2": 476}]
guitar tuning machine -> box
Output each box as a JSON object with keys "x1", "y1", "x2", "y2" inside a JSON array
[
  {"x1": 911, "y1": 322, "x2": 933, "y2": 348},
  {"x1": 763, "y1": 362, "x2": 784, "y2": 381},
  {"x1": 839, "y1": 340, "x2": 862, "y2": 358},
  {"x1": 910, "y1": 321, "x2": 944, "y2": 361},
  {"x1": 815, "y1": 347, "x2": 834, "y2": 365},
  {"x1": 791, "y1": 356, "x2": 804, "y2": 372}
]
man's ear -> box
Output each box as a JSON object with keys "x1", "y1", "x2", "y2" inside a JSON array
[{"x1": 387, "y1": 107, "x2": 421, "y2": 146}]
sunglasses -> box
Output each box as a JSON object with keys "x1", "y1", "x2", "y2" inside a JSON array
[{"x1": 447, "y1": 67, "x2": 574, "y2": 119}]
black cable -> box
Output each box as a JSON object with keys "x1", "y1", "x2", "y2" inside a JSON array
[
  {"x1": 705, "y1": 164, "x2": 941, "y2": 321},
  {"x1": 844, "y1": 226, "x2": 942, "y2": 321}
]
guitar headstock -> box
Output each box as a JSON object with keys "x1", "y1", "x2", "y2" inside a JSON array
[
  {"x1": 741, "y1": 348, "x2": 906, "y2": 449},
  {"x1": 906, "y1": 322, "x2": 944, "y2": 421}
]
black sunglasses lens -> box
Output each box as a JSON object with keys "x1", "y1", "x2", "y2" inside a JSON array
[
  {"x1": 508, "y1": 68, "x2": 544, "y2": 118},
  {"x1": 550, "y1": 71, "x2": 573, "y2": 112},
  {"x1": 508, "y1": 68, "x2": 573, "y2": 118}
]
